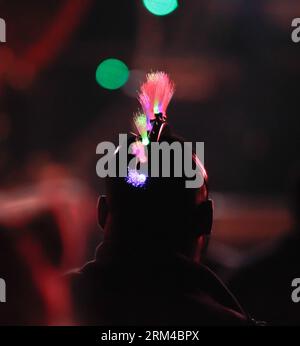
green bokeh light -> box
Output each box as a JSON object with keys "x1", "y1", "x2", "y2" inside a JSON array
[
  {"x1": 143, "y1": 0, "x2": 178, "y2": 16},
  {"x1": 96, "y1": 58, "x2": 129, "y2": 90}
]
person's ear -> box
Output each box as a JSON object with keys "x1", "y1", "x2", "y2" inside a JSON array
[
  {"x1": 97, "y1": 195, "x2": 109, "y2": 230},
  {"x1": 195, "y1": 199, "x2": 213, "y2": 236}
]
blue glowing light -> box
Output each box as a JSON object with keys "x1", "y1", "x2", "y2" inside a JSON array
[{"x1": 126, "y1": 169, "x2": 147, "y2": 188}]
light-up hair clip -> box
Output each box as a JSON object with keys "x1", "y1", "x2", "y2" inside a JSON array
[
  {"x1": 126, "y1": 71, "x2": 175, "y2": 188},
  {"x1": 138, "y1": 71, "x2": 175, "y2": 142},
  {"x1": 139, "y1": 71, "x2": 175, "y2": 121}
]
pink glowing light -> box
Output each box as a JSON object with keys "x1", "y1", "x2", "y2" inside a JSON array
[
  {"x1": 132, "y1": 141, "x2": 148, "y2": 163},
  {"x1": 138, "y1": 71, "x2": 175, "y2": 120}
]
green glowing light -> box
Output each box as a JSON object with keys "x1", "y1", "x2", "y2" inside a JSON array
[
  {"x1": 143, "y1": 0, "x2": 178, "y2": 16},
  {"x1": 142, "y1": 137, "x2": 150, "y2": 146},
  {"x1": 154, "y1": 101, "x2": 160, "y2": 114},
  {"x1": 96, "y1": 58, "x2": 129, "y2": 90}
]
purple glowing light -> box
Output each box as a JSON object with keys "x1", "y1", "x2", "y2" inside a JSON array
[{"x1": 126, "y1": 169, "x2": 147, "y2": 188}]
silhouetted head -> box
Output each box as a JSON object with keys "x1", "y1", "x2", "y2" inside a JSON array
[
  {"x1": 98, "y1": 133, "x2": 213, "y2": 260},
  {"x1": 97, "y1": 72, "x2": 213, "y2": 260}
]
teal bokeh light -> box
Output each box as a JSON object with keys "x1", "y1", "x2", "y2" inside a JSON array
[
  {"x1": 96, "y1": 58, "x2": 129, "y2": 90},
  {"x1": 143, "y1": 0, "x2": 178, "y2": 16}
]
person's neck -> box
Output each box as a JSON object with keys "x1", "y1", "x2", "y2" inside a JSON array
[{"x1": 102, "y1": 216, "x2": 198, "y2": 260}]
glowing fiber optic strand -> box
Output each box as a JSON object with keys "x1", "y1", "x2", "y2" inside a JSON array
[
  {"x1": 126, "y1": 169, "x2": 147, "y2": 188},
  {"x1": 138, "y1": 71, "x2": 175, "y2": 120},
  {"x1": 126, "y1": 71, "x2": 175, "y2": 188},
  {"x1": 132, "y1": 140, "x2": 148, "y2": 164},
  {"x1": 134, "y1": 112, "x2": 150, "y2": 146}
]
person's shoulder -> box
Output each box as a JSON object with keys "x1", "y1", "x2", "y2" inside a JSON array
[
  {"x1": 187, "y1": 292, "x2": 251, "y2": 326},
  {"x1": 65, "y1": 259, "x2": 103, "y2": 324},
  {"x1": 177, "y1": 258, "x2": 262, "y2": 326},
  {"x1": 65, "y1": 259, "x2": 101, "y2": 291}
]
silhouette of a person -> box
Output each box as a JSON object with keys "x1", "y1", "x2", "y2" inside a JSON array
[
  {"x1": 69, "y1": 132, "x2": 258, "y2": 326},
  {"x1": 69, "y1": 72, "x2": 260, "y2": 326}
]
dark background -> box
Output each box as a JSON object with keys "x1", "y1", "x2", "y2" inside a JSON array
[{"x1": 0, "y1": 0, "x2": 299, "y2": 272}]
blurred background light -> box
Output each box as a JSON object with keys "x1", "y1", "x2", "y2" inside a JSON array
[
  {"x1": 143, "y1": 0, "x2": 178, "y2": 16},
  {"x1": 95, "y1": 58, "x2": 130, "y2": 90},
  {"x1": 122, "y1": 69, "x2": 146, "y2": 98}
]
